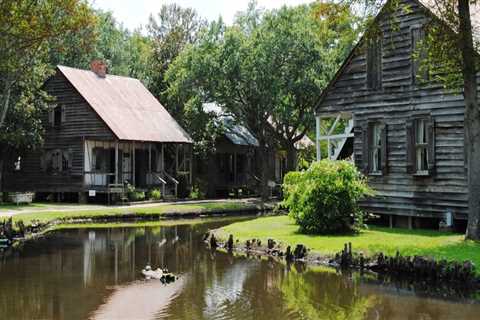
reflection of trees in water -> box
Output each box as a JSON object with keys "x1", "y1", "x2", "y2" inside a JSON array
[{"x1": 280, "y1": 267, "x2": 376, "y2": 320}]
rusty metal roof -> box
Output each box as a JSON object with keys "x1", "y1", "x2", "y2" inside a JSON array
[{"x1": 58, "y1": 65, "x2": 193, "y2": 143}]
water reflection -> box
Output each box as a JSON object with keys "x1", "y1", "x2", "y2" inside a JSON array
[{"x1": 0, "y1": 218, "x2": 479, "y2": 320}]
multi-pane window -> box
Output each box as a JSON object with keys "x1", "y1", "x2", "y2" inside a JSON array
[
  {"x1": 366, "y1": 38, "x2": 382, "y2": 90},
  {"x1": 411, "y1": 27, "x2": 428, "y2": 84},
  {"x1": 415, "y1": 119, "x2": 429, "y2": 173},
  {"x1": 406, "y1": 117, "x2": 435, "y2": 175},
  {"x1": 371, "y1": 124, "x2": 383, "y2": 173},
  {"x1": 363, "y1": 122, "x2": 387, "y2": 175}
]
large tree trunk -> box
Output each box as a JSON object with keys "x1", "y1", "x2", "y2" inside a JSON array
[
  {"x1": 458, "y1": 0, "x2": 480, "y2": 240},
  {"x1": 0, "y1": 83, "x2": 12, "y2": 128},
  {"x1": 257, "y1": 140, "x2": 270, "y2": 201},
  {"x1": 285, "y1": 143, "x2": 298, "y2": 174}
]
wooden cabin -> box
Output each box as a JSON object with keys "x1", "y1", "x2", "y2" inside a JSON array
[
  {"x1": 4, "y1": 62, "x2": 193, "y2": 202},
  {"x1": 315, "y1": 0, "x2": 474, "y2": 229},
  {"x1": 198, "y1": 104, "x2": 260, "y2": 197}
]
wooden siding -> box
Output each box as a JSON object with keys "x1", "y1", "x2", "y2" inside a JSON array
[
  {"x1": 3, "y1": 70, "x2": 115, "y2": 193},
  {"x1": 317, "y1": 0, "x2": 468, "y2": 220}
]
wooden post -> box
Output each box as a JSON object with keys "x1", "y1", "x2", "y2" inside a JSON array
[
  {"x1": 408, "y1": 216, "x2": 413, "y2": 230},
  {"x1": 234, "y1": 151, "x2": 237, "y2": 185},
  {"x1": 389, "y1": 215, "x2": 393, "y2": 228},
  {"x1": 175, "y1": 144, "x2": 179, "y2": 174},
  {"x1": 132, "y1": 141, "x2": 136, "y2": 186},
  {"x1": 316, "y1": 115, "x2": 322, "y2": 161},
  {"x1": 115, "y1": 141, "x2": 119, "y2": 185},
  {"x1": 161, "y1": 143, "x2": 165, "y2": 173},
  {"x1": 148, "y1": 143, "x2": 152, "y2": 185}
]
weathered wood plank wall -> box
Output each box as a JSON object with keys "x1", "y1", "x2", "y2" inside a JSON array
[
  {"x1": 3, "y1": 70, "x2": 115, "y2": 193},
  {"x1": 317, "y1": 0, "x2": 469, "y2": 220}
]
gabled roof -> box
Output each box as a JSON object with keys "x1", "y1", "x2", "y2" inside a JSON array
[
  {"x1": 57, "y1": 65, "x2": 193, "y2": 143},
  {"x1": 315, "y1": 0, "x2": 479, "y2": 113},
  {"x1": 203, "y1": 102, "x2": 259, "y2": 146}
]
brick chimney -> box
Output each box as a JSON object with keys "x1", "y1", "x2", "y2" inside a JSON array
[{"x1": 90, "y1": 60, "x2": 107, "y2": 78}]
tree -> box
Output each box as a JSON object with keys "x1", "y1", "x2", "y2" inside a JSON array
[
  {"x1": 166, "y1": 2, "x2": 358, "y2": 197},
  {"x1": 147, "y1": 3, "x2": 206, "y2": 118},
  {"x1": 262, "y1": 3, "x2": 359, "y2": 171},
  {"x1": 49, "y1": 9, "x2": 153, "y2": 85},
  {"x1": 0, "y1": 0, "x2": 95, "y2": 192},
  {"x1": 0, "y1": 0, "x2": 95, "y2": 128},
  {"x1": 356, "y1": 0, "x2": 480, "y2": 239}
]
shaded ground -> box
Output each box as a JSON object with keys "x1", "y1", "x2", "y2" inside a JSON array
[{"x1": 216, "y1": 215, "x2": 480, "y2": 271}]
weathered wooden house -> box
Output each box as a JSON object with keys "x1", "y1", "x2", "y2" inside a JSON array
[
  {"x1": 4, "y1": 62, "x2": 193, "y2": 202},
  {"x1": 315, "y1": 0, "x2": 475, "y2": 229}
]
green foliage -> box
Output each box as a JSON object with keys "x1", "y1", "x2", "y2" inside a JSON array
[
  {"x1": 283, "y1": 160, "x2": 373, "y2": 234},
  {"x1": 147, "y1": 188, "x2": 162, "y2": 200},
  {"x1": 127, "y1": 185, "x2": 145, "y2": 202},
  {"x1": 189, "y1": 185, "x2": 205, "y2": 200}
]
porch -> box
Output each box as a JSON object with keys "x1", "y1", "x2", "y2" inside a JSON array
[
  {"x1": 315, "y1": 112, "x2": 354, "y2": 161},
  {"x1": 83, "y1": 140, "x2": 192, "y2": 197}
]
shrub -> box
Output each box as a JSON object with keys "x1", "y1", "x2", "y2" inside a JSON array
[
  {"x1": 127, "y1": 185, "x2": 145, "y2": 202},
  {"x1": 189, "y1": 185, "x2": 205, "y2": 200},
  {"x1": 282, "y1": 159, "x2": 373, "y2": 234},
  {"x1": 147, "y1": 188, "x2": 162, "y2": 200}
]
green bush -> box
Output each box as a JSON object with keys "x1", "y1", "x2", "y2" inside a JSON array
[
  {"x1": 127, "y1": 185, "x2": 145, "y2": 202},
  {"x1": 282, "y1": 159, "x2": 373, "y2": 235},
  {"x1": 147, "y1": 188, "x2": 162, "y2": 200},
  {"x1": 189, "y1": 185, "x2": 205, "y2": 200}
]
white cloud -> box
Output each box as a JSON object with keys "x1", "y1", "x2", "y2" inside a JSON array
[{"x1": 91, "y1": 0, "x2": 315, "y2": 31}]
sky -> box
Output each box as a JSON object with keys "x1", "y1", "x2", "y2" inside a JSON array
[{"x1": 91, "y1": 0, "x2": 316, "y2": 31}]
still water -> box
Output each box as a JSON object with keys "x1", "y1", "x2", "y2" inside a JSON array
[{"x1": 0, "y1": 217, "x2": 479, "y2": 320}]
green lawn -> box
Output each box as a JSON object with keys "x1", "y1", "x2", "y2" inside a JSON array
[
  {"x1": 8, "y1": 201, "x2": 252, "y2": 226},
  {"x1": 217, "y1": 215, "x2": 480, "y2": 267}
]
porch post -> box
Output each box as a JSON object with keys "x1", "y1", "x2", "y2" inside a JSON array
[
  {"x1": 148, "y1": 143, "x2": 152, "y2": 185},
  {"x1": 115, "y1": 141, "x2": 119, "y2": 185},
  {"x1": 132, "y1": 141, "x2": 136, "y2": 186},
  {"x1": 316, "y1": 115, "x2": 322, "y2": 161},
  {"x1": 175, "y1": 144, "x2": 179, "y2": 174},
  {"x1": 161, "y1": 143, "x2": 165, "y2": 173},
  {"x1": 234, "y1": 151, "x2": 237, "y2": 185}
]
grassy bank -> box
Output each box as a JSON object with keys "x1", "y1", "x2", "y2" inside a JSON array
[
  {"x1": 8, "y1": 201, "x2": 259, "y2": 227},
  {"x1": 217, "y1": 215, "x2": 480, "y2": 268}
]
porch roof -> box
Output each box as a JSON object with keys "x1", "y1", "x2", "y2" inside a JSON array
[{"x1": 58, "y1": 65, "x2": 193, "y2": 144}]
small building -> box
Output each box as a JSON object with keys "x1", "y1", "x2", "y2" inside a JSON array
[
  {"x1": 4, "y1": 62, "x2": 193, "y2": 202},
  {"x1": 315, "y1": 0, "x2": 474, "y2": 228}
]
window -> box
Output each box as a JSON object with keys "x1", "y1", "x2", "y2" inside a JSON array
[
  {"x1": 14, "y1": 156, "x2": 21, "y2": 171},
  {"x1": 366, "y1": 38, "x2": 382, "y2": 90},
  {"x1": 93, "y1": 147, "x2": 108, "y2": 172},
  {"x1": 363, "y1": 122, "x2": 387, "y2": 175},
  {"x1": 371, "y1": 124, "x2": 383, "y2": 173},
  {"x1": 411, "y1": 27, "x2": 428, "y2": 84},
  {"x1": 40, "y1": 149, "x2": 72, "y2": 173},
  {"x1": 406, "y1": 117, "x2": 435, "y2": 175},
  {"x1": 48, "y1": 105, "x2": 66, "y2": 128}
]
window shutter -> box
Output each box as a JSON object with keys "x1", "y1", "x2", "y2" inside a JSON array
[
  {"x1": 61, "y1": 105, "x2": 66, "y2": 123},
  {"x1": 406, "y1": 120, "x2": 415, "y2": 174},
  {"x1": 67, "y1": 149, "x2": 73, "y2": 170},
  {"x1": 48, "y1": 109, "x2": 54, "y2": 127},
  {"x1": 362, "y1": 123, "x2": 370, "y2": 174},
  {"x1": 40, "y1": 152, "x2": 46, "y2": 171},
  {"x1": 427, "y1": 118, "x2": 435, "y2": 174},
  {"x1": 381, "y1": 124, "x2": 388, "y2": 175}
]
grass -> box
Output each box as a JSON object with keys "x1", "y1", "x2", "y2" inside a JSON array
[
  {"x1": 217, "y1": 215, "x2": 480, "y2": 268},
  {"x1": 7, "y1": 201, "x2": 254, "y2": 226}
]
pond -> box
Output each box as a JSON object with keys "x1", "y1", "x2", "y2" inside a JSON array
[{"x1": 0, "y1": 217, "x2": 479, "y2": 320}]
